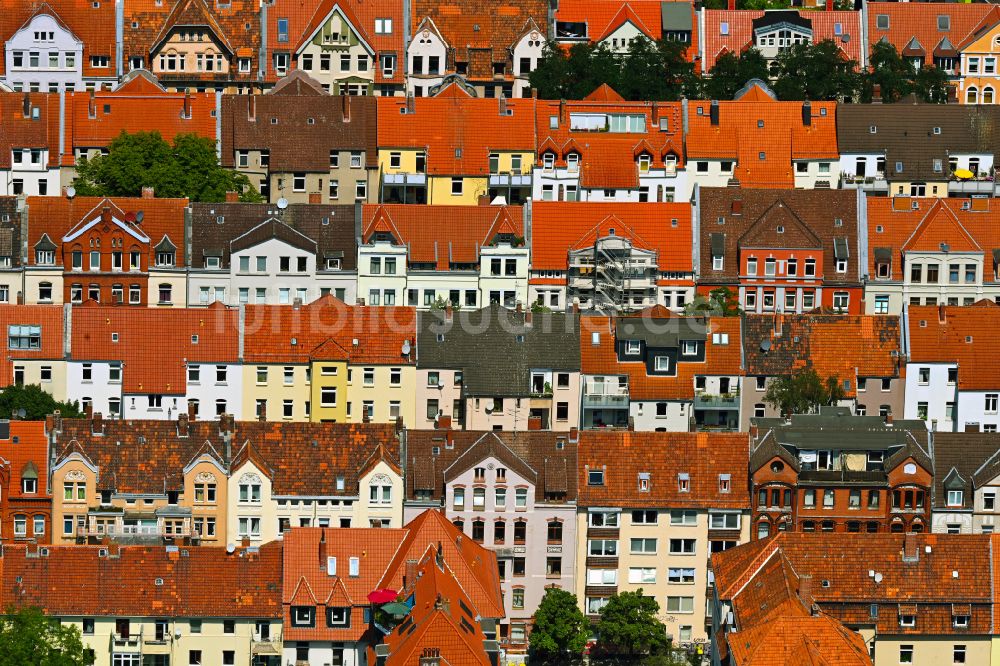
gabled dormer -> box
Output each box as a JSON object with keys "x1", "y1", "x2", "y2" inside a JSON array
[{"x1": 942, "y1": 467, "x2": 967, "y2": 508}]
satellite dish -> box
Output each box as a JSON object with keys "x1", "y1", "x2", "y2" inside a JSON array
[
  {"x1": 135, "y1": 211, "x2": 144, "y2": 223},
  {"x1": 15, "y1": 408, "x2": 25, "y2": 419},
  {"x1": 484, "y1": 407, "x2": 493, "y2": 415},
  {"x1": 226, "y1": 543, "x2": 236, "y2": 554},
  {"x1": 65, "y1": 186, "x2": 76, "y2": 199},
  {"x1": 874, "y1": 572, "x2": 883, "y2": 584},
  {"x1": 759, "y1": 339, "x2": 772, "y2": 353},
  {"x1": 276, "y1": 197, "x2": 289, "y2": 210},
  {"x1": 401, "y1": 340, "x2": 411, "y2": 355}
]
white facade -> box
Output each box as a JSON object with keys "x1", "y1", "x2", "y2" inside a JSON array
[
  {"x1": 510, "y1": 31, "x2": 544, "y2": 98},
  {"x1": 406, "y1": 25, "x2": 447, "y2": 96},
  {"x1": 3, "y1": 13, "x2": 87, "y2": 93},
  {"x1": 687, "y1": 160, "x2": 737, "y2": 189},
  {"x1": 532, "y1": 165, "x2": 691, "y2": 204},
  {"x1": 791, "y1": 159, "x2": 840, "y2": 188},
  {"x1": 903, "y1": 362, "x2": 959, "y2": 431},
  {"x1": 0, "y1": 147, "x2": 60, "y2": 198},
  {"x1": 185, "y1": 363, "x2": 245, "y2": 420},
  {"x1": 630, "y1": 400, "x2": 690, "y2": 432}
]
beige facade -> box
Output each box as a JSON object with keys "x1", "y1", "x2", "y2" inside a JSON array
[{"x1": 240, "y1": 363, "x2": 312, "y2": 422}]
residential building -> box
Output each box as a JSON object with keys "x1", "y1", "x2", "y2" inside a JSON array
[
  {"x1": 580, "y1": 313, "x2": 743, "y2": 432},
  {"x1": 741, "y1": 314, "x2": 905, "y2": 428},
  {"x1": 750, "y1": 408, "x2": 932, "y2": 538},
  {"x1": 700, "y1": 8, "x2": 864, "y2": 72},
  {"x1": 123, "y1": 0, "x2": 263, "y2": 93},
  {"x1": 283, "y1": 509, "x2": 503, "y2": 666},
  {"x1": 697, "y1": 188, "x2": 863, "y2": 315},
  {"x1": 376, "y1": 91, "x2": 536, "y2": 205},
  {"x1": 865, "y1": 197, "x2": 1000, "y2": 314},
  {"x1": 358, "y1": 203, "x2": 528, "y2": 310},
  {"x1": 241, "y1": 297, "x2": 417, "y2": 425},
  {"x1": 553, "y1": 0, "x2": 697, "y2": 58},
  {"x1": 24, "y1": 194, "x2": 189, "y2": 307},
  {"x1": 712, "y1": 533, "x2": 995, "y2": 666},
  {"x1": 906, "y1": 301, "x2": 1000, "y2": 432},
  {"x1": 220, "y1": 74, "x2": 378, "y2": 204},
  {"x1": 576, "y1": 430, "x2": 750, "y2": 646},
  {"x1": 0, "y1": 94, "x2": 61, "y2": 198},
  {"x1": 404, "y1": 430, "x2": 577, "y2": 649},
  {"x1": 838, "y1": 104, "x2": 998, "y2": 197},
  {"x1": 533, "y1": 87, "x2": 688, "y2": 203},
  {"x1": 188, "y1": 201, "x2": 358, "y2": 307},
  {"x1": 0, "y1": 304, "x2": 67, "y2": 399},
  {"x1": 264, "y1": 0, "x2": 405, "y2": 96},
  {"x1": 415, "y1": 305, "x2": 581, "y2": 432},
  {"x1": 931, "y1": 431, "x2": 1000, "y2": 534},
  {"x1": 3, "y1": 540, "x2": 283, "y2": 666},
  {"x1": 0, "y1": 420, "x2": 51, "y2": 544},
  {"x1": 684, "y1": 81, "x2": 839, "y2": 189},
  {"x1": 409, "y1": 0, "x2": 548, "y2": 98},
  {"x1": 0, "y1": 199, "x2": 21, "y2": 299},
  {"x1": 0, "y1": 0, "x2": 118, "y2": 93},
  {"x1": 956, "y1": 8, "x2": 1000, "y2": 105},
  {"x1": 529, "y1": 201, "x2": 694, "y2": 313}
]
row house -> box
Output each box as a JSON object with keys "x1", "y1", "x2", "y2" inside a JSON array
[
  {"x1": 906, "y1": 301, "x2": 1000, "y2": 432},
  {"x1": 415, "y1": 305, "x2": 581, "y2": 432},
  {"x1": 576, "y1": 430, "x2": 750, "y2": 647},
  {"x1": 553, "y1": 0, "x2": 697, "y2": 57},
  {"x1": 697, "y1": 188, "x2": 864, "y2": 315},
  {"x1": 409, "y1": 0, "x2": 548, "y2": 99},
  {"x1": 4, "y1": 541, "x2": 283, "y2": 666},
  {"x1": 684, "y1": 82, "x2": 839, "y2": 189},
  {"x1": 750, "y1": 408, "x2": 933, "y2": 539},
  {"x1": 359, "y1": 204, "x2": 528, "y2": 310},
  {"x1": 533, "y1": 88, "x2": 689, "y2": 203},
  {"x1": 24, "y1": 194, "x2": 189, "y2": 307},
  {"x1": 376, "y1": 91, "x2": 536, "y2": 205},
  {"x1": 282, "y1": 510, "x2": 503, "y2": 666},
  {"x1": 0, "y1": 303, "x2": 68, "y2": 399},
  {"x1": 0, "y1": 421, "x2": 51, "y2": 544},
  {"x1": 0, "y1": 94, "x2": 61, "y2": 198},
  {"x1": 529, "y1": 201, "x2": 694, "y2": 313},
  {"x1": 931, "y1": 432, "x2": 1000, "y2": 535},
  {"x1": 865, "y1": 196, "x2": 1000, "y2": 314},
  {"x1": 404, "y1": 430, "x2": 577, "y2": 650},
  {"x1": 712, "y1": 533, "x2": 995, "y2": 666},
  {"x1": 264, "y1": 0, "x2": 405, "y2": 96},
  {"x1": 740, "y1": 314, "x2": 905, "y2": 429},
  {"x1": 579, "y1": 313, "x2": 743, "y2": 432},
  {"x1": 220, "y1": 74, "x2": 378, "y2": 204},
  {"x1": 838, "y1": 104, "x2": 998, "y2": 198},
  {"x1": 48, "y1": 415, "x2": 402, "y2": 546},
  {"x1": 188, "y1": 200, "x2": 359, "y2": 307},
  {"x1": 241, "y1": 296, "x2": 417, "y2": 425},
  {"x1": 124, "y1": 0, "x2": 263, "y2": 93},
  {"x1": 0, "y1": 0, "x2": 118, "y2": 93},
  {"x1": 0, "y1": 198, "x2": 22, "y2": 302},
  {"x1": 701, "y1": 8, "x2": 865, "y2": 73}
]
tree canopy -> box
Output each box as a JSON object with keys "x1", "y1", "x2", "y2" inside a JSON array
[
  {"x1": 768, "y1": 40, "x2": 861, "y2": 101},
  {"x1": 529, "y1": 588, "x2": 590, "y2": 664},
  {"x1": 762, "y1": 368, "x2": 846, "y2": 417},
  {"x1": 0, "y1": 606, "x2": 92, "y2": 665},
  {"x1": 594, "y1": 589, "x2": 670, "y2": 658},
  {"x1": 73, "y1": 131, "x2": 262, "y2": 203},
  {"x1": 683, "y1": 287, "x2": 742, "y2": 317},
  {"x1": 860, "y1": 41, "x2": 948, "y2": 103},
  {"x1": 0, "y1": 384, "x2": 83, "y2": 420},
  {"x1": 703, "y1": 49, "x2": 769, "y2": 101}
]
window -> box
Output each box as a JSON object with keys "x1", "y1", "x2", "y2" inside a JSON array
[
  {"x1": 8, "y1": 325, "x2": 40, "y2": 350},
  {"x1": 632, "y1": 509, "x2": 657, "y2": 525},
  {"x1": 588, "y1": 510, "x2": 619, "y2": 527},
  {"x1": 954, "y1": 645, "x2": 966, "y2": 664},
  {"x1": 947, "y1": 490, "x2": 964, "y2": 507},
  {"x1": 670, "y1": 509, "x2": 697, "y2": 525},
  {"x1": 710, "y1": 512, "x2": 740, "y2": 529},
  {"x1": 451, "y1": 178, "x2": 463, "y2": 196},
  {"x1": 666, "y1": 596, "x2": 694, "y2": 613},
  {"x1": 589, "y1": 539, "x2": 617, "y2": 556},
  {"x1": 628, "y1": 567, "x2": 656, "y2": 584},
  {"x1": 630, "y1": 537, "x2": 656, "y2": 554},
  {"x1": 899, "y1": 645, "x2": 913, "y2": 664},
  {"x1": 588, "y1": 470, "x2": 605, "y2": 486},
  {"x1": 987, "y1": 394, "x2": 998, "y2": 414},
  {"x1": 669, "y1": 538, "x2": 696, "y2": 554},
  {"x1": 292, "y1": 606, "x2": 315, "y2": 627}
]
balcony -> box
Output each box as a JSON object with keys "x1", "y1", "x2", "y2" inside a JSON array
[
  {"x1": 948, "y1": 174, "x2": 998, "y2": 196},
  {"x1": 488, "y1": 173, "x2": 531, "y2": 187},
  {"x1": 694, "y1": 393, "x2": 739, "y2": 410},
  {"x1": 840, "y1": 173, "x2": 888, "y2": 192},
  {"x1": 382, "y1": 172, "x2": 427, "y2": 185}
]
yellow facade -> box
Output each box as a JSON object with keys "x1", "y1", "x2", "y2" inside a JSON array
[
  {"x1": 309, "y1": 360, "x2": 348, "y2": 423},
  {"x1": 890, "y1": 182, "x2": 948, "y2": 198},
  {"x1": 959, "y1": 26, "x2": 1000, "y2": 105},
  {"x1": 377, "y1": 149, "x2": 534, "y2": 205},
  {"x1": 241, "y1": 364, "x2": 312, "y2": 422},
  {"x1": 343, "y1": 364, "x2": 417, "y2": 427}
]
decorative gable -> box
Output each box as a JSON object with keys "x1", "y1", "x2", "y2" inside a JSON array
[{"x1": 739, "y1": 200, "x2": 822, "y2": 250}]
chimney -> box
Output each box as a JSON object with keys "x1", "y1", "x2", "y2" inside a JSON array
[
  {"x1": 92, "y1": 412, "x2": 103, "y2": 435},
  {"x1": 178, "y1": 412, "x2": 189, "y2": 436},
  {"x1": 515, "y1": 301, "x2": 523, "y2": 313},
  {"x1": 293, "y1": 297, "x2": 303, "y2": 310},
  {"x1": 524, "y1": 311, "x2": 533, "y2": 327},
  {"x1": 892, "y1": 195, "x2": 912, "y2": 212},
  {"x1": 187, "y1": 400, "x2": 197, "y2": 422},
  {"x1": 731, "y1": 199, "x2": 743, "y2": 215},
  {"x1": 872, "y1": 84, "x2": 883, "y2": 104},
  {"x1": 88, "y1": 90, "x2": 97, "y2": 118},
  {"x1": 241, "y1": 537, "x2": 250, "y2": 549},
  {"x1": 801, "y1": 101, "x2": 811, "y2": 126},
  {"x1": 101, "y1": 206, "x2": 112, "y2": 224},
  {"x1": 727, "y1": 0, "x2": 735, "y2": 9},
  {"x1": 404, "y1": 559, "x2": 418, "y2": 590},
  {"x1": 798, "y1": 574, "x2": 814, "y2": 608},
  {"x1": 341, "y1": 94, "x2": 352, "y2": 122},
  {"x1": 141, "y1": 186, "x2": 155, "y2": 199},
  {"x1": 84, "y1": 402, "x2": 93, "y2": 420},
  {"x1": 406, "y1": 93, "x2": 415, "y2": 114},
  {"x1": 220, "y1": 413, "x2": 235, "y2": 435},
  {"x1": 435, "y1": 414, "x2": 452, "y2": 430},
  {"x1": 886, "y1": 412, "x2": 894, "y2": 424},
  {"x1": 527, "y1": 416, "x2": 542, "y2": 430},
  {"x1": 569, "y1": 427, "x2": 579, "y2": 443},
  {"x1": 749, "y1": 423, "x2": 759, "y2": 439},
  {"x1": 966, "y1": 422, "x2": 980, "y2": 433},
  {"x1": 258, "y1": 401, "x2": 266, "y2": 421},
  {"x1": 559, "y1": 98, "x2": 567, "y2": 124},
  {"x1": 938, "y1": 303, "x2": 946, "y2": 324},
  {"x1": 225, "y1": 191, "x2": 240, "y2": 203},
  {"x1": 709, "y1": 100, "x2": 719, "y2": 126},
  {"x1": 903, "y1": 533, "x2": 919, "y2": 562},
  {"x1": 435, "y1": 541, "x2": 444, "y2": 568},
  {"x1": 308, "y1": 192, "x2": 321, "y2": 204},
  {"x1": 825, "y1": 0, "x2": 833, "y2": 10},
  {"x1": 22, "y1": 93, "x2": 30, "y2": 118},
  {"x1": 419, "y1": 648, "x2": 441, "y2": 666},
  {"x1": 499, "y1": 93, "x2": 507, "y2": 116},
  {"x1": 318, "y1": 528, "x2": 327, "y2": 567},
  {"x1": 183, "y1": 91, "x2": 192, "y2": 119},
  {"x1": 947, "y1": 86, "x2": 958, "y2": 104},
  {"x1": 774, "y1": 312, "x2": 783, "y2": 337},
  {"x1": 444, "y1": 303, "x2": 453, "y2": 322},
  {"x1": 247, "y1": 94, "x2": 256, "y2": 121}
]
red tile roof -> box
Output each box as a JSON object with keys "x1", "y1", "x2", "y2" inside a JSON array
[
  {"x1": 908, "y1": 301, "x2": 1000, "y2": 391},
  {"x1": 554, "y1": 0, "x2": 698, "y2": 61},
  {"x1": 0, "y1": 93, "x2": 61, "y2": 169},
  {"x1": 580, "y1": 315, "x2": 743, "y2": 400},
  {"x1": 0, "y1": 0, "x2": 117, "y2": 79},
  {"x1": 69, "y1": 303, "x2": 239, "y2": 395},
  {"x1": 867, "y1": 2, "x2": 993, "y2": 67},
  {"x1": 685, "y1": 90, "x2": 837, "y2": 189},
  {"x1": 702, "y1": 10, "x2": 863, "y2": 70},
  {"x1": 529, "y1": 201, "x2": 693, "y2": 273},
  {"x1": 0, "y1": 305, "x2": 66, "y2": 386},
  {"x1": 376, "y1": 96, "x2": 536, "y2": 176},
  {"x1": 2, "y1": 541, "x2": 282, "y2": 617},
  {"x1": 576, "y1": 430, "x2": 750, "y2": 509},
  {"x1": 729, "y1": 612, "x2": 872, "y2": 666},
  {"x1": 361, "y1": 204, "x2": 523, "y2": 269},
  {"x1": 1, "y1": 422, "x2": 50, "y2": 499},
  {"x1": 242, "y1": 296, "x2": 417, "y2": 365},
  {"x1": 866, "y1": 198, "x2": 1000, "y2": 281}
]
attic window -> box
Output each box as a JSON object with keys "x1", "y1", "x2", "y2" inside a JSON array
[
  {"x1": 307, "y1": 118, "x2": 315, "y2": 125},
  {"x1": 834, "y1": 218, "x2": 843, "y2": 227},
  {"x1": 895, "y1": 162, "x2": 904, "y2": 173},
  {"x1": 966, "y1": 335, "x2": 973, "y2": 343},
  {"x1": 933, "y1": 127, "x2": 942, "y2": 135},
  {"x1": 677, "y1": 473, "x2": 690, "y2": 492},
  {"x1": 131, "y1": 21, "x2": 138, "y2": 28},
  {"x1": 759, "y1": 152, "x2": 766, "y2": 161},
  {"x1": 720, "y1": 22, "x2": 729, "y2": 35},
  {"x1": 869, "y1": 126, "x2": 877, "y2": 134},
  {"x1": 671, "y1": 219, "x2": 678, "y2": 227},
  {"x1": 270, "y1": 117, "x2": 278, "y2": 125},
  {"x1": 516, "y1": 334, "x2": 525, "y2": 343},
  {"x1": 821, "y1": 579, "x2": 831, "y2": 588},
  {"x1": 436, "y1": 333, "x2": 444, "y2": 342},
  {"x1": 638, "y1": 472, "x2": 650, "y2": 492},
  {"x1": 938, "y1": 15, "x2": 950, "y2": 31},
  {"x1": 757, "y1": 120, "x2": 764, "y2": 128},
  {"x1": 455, "y1": 148, "x2": 462, "y2": 158},
  {"x1": 776, "y1": 225, "x2": 784, "y2": 233},
  {"x1": 191, "y1": 335, "x2": 199, "y2": 344},
  {"x1": 587, "y1": 469, "x2": 604, "y2": 486},
  {"x1": 876, "y1": 225, "x2": 884, "y2": 233},
  {"x1": 154, "y1": 577, "x2": 164, "y2": 586},
  {"x1": 820, "y1": 108, "x2": 827, "y2": 116},
  {"x1": 111, "y1": 333, "x2": 119, "y2": 342}
]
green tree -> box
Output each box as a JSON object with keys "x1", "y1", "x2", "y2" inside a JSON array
[
  {"x1": 0, "y1": 384, "x2": 84, "y2": 420},
  {"x1": 683, "y1": 287, "x2": 742, "y2": 317},
  {"x1": 704, "y1": 49, "x2": 769, "y2": 100},
  {"x1": 73, "y1": 131, "x2": 262, "y2": 203},
  {"x1": 529, "y1": 588, "x2": 590, "y2": 664},
  {"x1": 593, "y1": 589, "x2": 669, "y2": 659},
  {"x1": 912, "y1": 63, "x2": 949, "y2": 103},
  {"x1": 0, "y1": 606, "x2": 92, "y2": 665},
  {"x1": 770, "y1": 40, "x2": 861, "y2": 101},
  {"x1": 860, "y1": 41, "x2": 949, "y2": 104},
  {"x1": 762, "y1": 368, "x2": 846, "y2": 417}
]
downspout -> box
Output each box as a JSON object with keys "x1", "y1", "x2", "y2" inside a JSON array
[{"x1": 115, "y1": 0, "x2": 124, "y2": 78}]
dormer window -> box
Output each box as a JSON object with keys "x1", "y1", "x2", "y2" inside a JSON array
[
  {"x1": 947, "y1": 490, "x2": 964, "y2": 507},
  {"x1": 678, "y1": 473, "x2": 690, "y2": 492},
  {"x1": 638, "y1": 473, "x2": 650, "y2": 492},
  {"x1": 899, "y1": 613, "x2": 915, "y2": 628},
  {"x1": 543, "y1": 153, "x2": 555, "y2": 170},
  {"x1": 588, "y1": 469, "x2": 605, "y2": 486},
  {"x1": 719, "y1": 474, "x2": 731, "y2": 493},
  {"x1": 326, "y1": 607, "x2": 350, "y2": 627},
  {"x1": 637, "y1": 154, "x2": 651, "y2": 173},
  {"x1": 292, "y1": 607, "x2": 315, "y2": 627},
  {"x1": 625, "y1": 340, "x2": 640, "y2": 355}
]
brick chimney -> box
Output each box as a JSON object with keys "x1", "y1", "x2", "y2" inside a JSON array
[
  {"x1": 342, "y1": 93, "x2": 351, "y2": 122},
  {"x1": 798, "y1": 574, "x2": 814, "y2": 608},
  {"x1": 187, "y1": 400, "x2": 197, "y2": 422},
  {"x1": 308, "y1": 192, "x2": 321, "y2": 204},
  {"x1": 872, "y1": 84, "x2": 883, "y2": 104},
  {"x1": 92, "y1": 412, "x2": 103, "y2": 435},
  {"x1": 84, "y1": 402, "x2": 93, "y2": 420},
  {"x1": 404, "y1": 559, "x2": 418, "y2": 590},
  {"x1": 247, "y1": 94, "x2": 256, "y2": 121},
  {"x1": 569, "y1": 427, "x2": 579, "y2": 443},
  {"x1": 825, "y1": 0, "x2": 833, "y2": 11},
  {"x1": 902, "y1": 533, "x2": 919, "y2": 562},
  {"x1": 178, "y1": 412, "x2": 190, "y2": 437},
  {"x1": 101, "y1": 206, "x2": 112, "y2": 224},
  {"x1": 727, "y1": 0, "x2": 736, "y2": 10},
  {"x1": 965, "y1": 422, "x2": 980, "y2": 433},
  {"x1": 225, "y1": 191, "x2": 239, "y2": 202},
  {"x1": 435, "y1": 414, "x2": 452, "y2": 430},
  {"x1": 141, "y1": 186, "x2": 155, "y2": 199},
  {"x1": 219, "y1": 413, "x2": 235, "y2": 434},
  {"x1": 527, "y1": 415, "x2": 542, "y2": 430},
  {"x1": 938, "y1": 303, "x2": 947, "y2": 324},
  {"x1": 183, "y1": 90, "x2": 191, "y2": 119}
]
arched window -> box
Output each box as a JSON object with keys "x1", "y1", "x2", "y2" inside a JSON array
[
  {"x1": 984, "y1": 86, "x2": 995, "y2": 104},
  {"x1": 756, "y1": 518, "x2": 770, "y2": 539},
  {"x1": 967, "y1": 86, "x2": 979, "y2": 104},
  {"x1": 369, "y1": 473, "x2": 393, "y2": 505}
]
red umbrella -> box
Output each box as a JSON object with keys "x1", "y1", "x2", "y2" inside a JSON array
[{"x1": 368, "y1": 589, "x2": 397, "y2": 604}]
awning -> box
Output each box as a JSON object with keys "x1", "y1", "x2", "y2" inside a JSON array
[
  {"x1": 251, "y1": 642, "x2": 281, "y2": 656},
  {"x1": 834, "y1": 238, "x2": 850, "y2": 259},
  {"x1": 368, "y1": 589, "x2": 398, "y2": 604},
  {"x1": 711, "y1": 233, "x2": 725, "y2": 257},
  {"x1": 874, "y1": 247, "x2": 892, "y2": 261}
]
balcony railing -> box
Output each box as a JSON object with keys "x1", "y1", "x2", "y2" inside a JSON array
[
  {"x1": 840, "y1": 173, "x2": 888, "y2": 191},
  {"x1": 694, "y1": 394, "x2": 739, "y2": 409}
]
